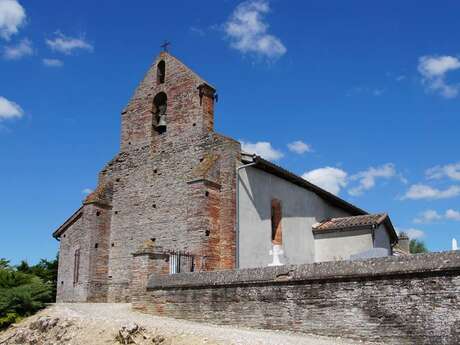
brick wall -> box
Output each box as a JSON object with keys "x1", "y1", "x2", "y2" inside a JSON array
[
  {"x1": 137, "y1": 251, "x2": 460, "y2": 345},
  {"x1": 56, "y1": 51, "x2": 241, "y2": 303}
]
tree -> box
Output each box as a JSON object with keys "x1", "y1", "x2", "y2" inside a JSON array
[
  {"x1": 0, "y1": 269, "x2": 52, "y2": 330},
  {"x1": 410, "y1": 239, "x2": 429, "y2": 254},
  {"x1": 16, "y1": 256, "x2": 59, "y2": 302},
  {"x1": 0, "y1": 259, "x2": 10, "y2": 270},
  {"x1": 0, "y1": 255, "x2": 58, "y2": 330}
]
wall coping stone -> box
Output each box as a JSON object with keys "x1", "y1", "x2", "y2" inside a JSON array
[{"x1": 147, "y1": 251, "x2": 460, "y2": 290}]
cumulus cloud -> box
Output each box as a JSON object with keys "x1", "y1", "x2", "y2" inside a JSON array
[
  {"x1": 3, "y1": 37, "x2": 32, "y2": 59},
  {"x1": 302, "y1": 167, "x2": 348, "y2": 195},
  {"x1": 240, "y1": 140, "x2": 283, "y2": 161},
  {"x1": 446, "y1": 209, "x2": 460, "y2": 221},
  {"x1": 403, "y1": 228, "x2": 425, "y2": 240},
  {"x1": 287, "y1": 140, "x2": 311, "y2": 154},
  {"x1": 418, "y1": 55, "x2": 460, "y2": 98},
  {"x1": 42, "y1": 58, "x2": 63, "y2": 67},
  {"x1": 224, "y1": 0, "x2": 286, "y2": 60},
  {"x1": 82, "y1": 188, "x2": 93, "y2": 195},
  {"x1": 413, "y1": 210, "x2": 442, "y2": 224},
  {"x1": 414, "y1": 209, "x2": 460, "y2": 223},
  {"x1": 0, "y1": 96, "x2": 23, "y2": 120},
  {"x1": 402, "y1": 184, "x2": 460, "y2": 200},
  {"x1": 348, "y1": 163, "x2": 397, "y2": 196},
  {"x1": 46, "y1": 31, "x2": 93, "y2": 55},
  {"x1": 0, "y1": 0, "x2": 26, "y2": 41},
  {"x1": 426, "y1": 162, "x2": 460, "y2": 181}
]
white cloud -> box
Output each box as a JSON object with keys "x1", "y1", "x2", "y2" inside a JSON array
[
  {"x1": 413, "y1": 210, "x2": 442, "y2": 224},
  {"x1": 287, "y1": 140, "x2": 311, "y2": 154},
  {"x1": 404, "y1": 228, "x2": 425, "y2": 240},
  {"x1": 445, "y1": 209, "x2": 460, "y2": 221},
  {"x1": 42, "y1": 58, "x2": 63, "y2": 67},
  {"x1": 418, "y1": 55, "x2": 460, "y2": 98},
  {"x1": 190, "y1": 26, "x2": 205, "y2": 36},
  {"x1": 3, "y1": 37, "x2": 32, "y2": 59},
  {"x1": 240, "y1": 140, "x2": 283, "y2": 161},
  {"x1": 224, "y1": 0, "x2": 286, "y2": 59},
  {"x1": 46, "y1": 31, "x2": 93, "y2": 55},
  {"x1": 0, "y1": 0, "x2": 26, "y2": 41},
  {"x1": 402, "y1": 184, "x2": 460, "y2": 200},
  {"x1": 82, "y1": 188, "x2": 93, "y2": 195},
  {"x1": 348, "y1": 163, "x2": 397, "y2": 196},
  {"x1": 426, "y1": 162, "x2": 460, "y2": 181},
  {"x1": 0, "y1": 96, "x2": 23, "y2": 120},
  {"x1": 414, "y1": 209, "x2": 460, "y2": 223},
  {"x1": 346, "y1": 86, "x2": 386, "y2": 97},
  {"x1": 302, "y1": 167, "x2": 348, "y2": 195}
]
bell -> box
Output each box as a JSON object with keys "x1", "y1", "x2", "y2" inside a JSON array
[{"x1": 157, "y1": 116, "x2": 167, "y2": 128}]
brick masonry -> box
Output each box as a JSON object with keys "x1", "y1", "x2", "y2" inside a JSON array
[
  {"x1": 137, "y1": 251, "x2": 460, "y2": 345},
  {"x1": 55, "y1": 52, "x2": 241, "y2": 303}
]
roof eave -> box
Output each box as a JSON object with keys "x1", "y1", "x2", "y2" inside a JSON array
[
  {"x1": 251, "y1": 156, "x2": 367, "y2": 216},
  {"x1": 52, "y1": 206, "x2": 83, "y2": 239},
  {"x1": 382, "y1": 214, "x2": 399, "y2": 244}
]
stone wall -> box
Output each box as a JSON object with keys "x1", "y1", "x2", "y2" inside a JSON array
[{"x1": 137, "y1": 251, "x2": 460, "y2": 345}]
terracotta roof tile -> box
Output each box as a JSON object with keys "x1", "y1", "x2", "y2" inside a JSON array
[{"x1": 313, "y1": 213, "x2": 388, "y2": 231}]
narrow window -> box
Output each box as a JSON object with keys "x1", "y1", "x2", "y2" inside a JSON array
[
  {"x1": 157, "y1": 60, "x2": 165, "y2": 84},
  {"x1": 73, "y1": 249, "x2": 80, "y2": 285},
  {"x1": 271, "y1": 199, "x2": 282, "y2": 245}
]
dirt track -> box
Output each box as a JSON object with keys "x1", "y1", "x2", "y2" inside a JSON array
[{"x1": 0, "y1": 303, "x2": 383, "y2": 345}]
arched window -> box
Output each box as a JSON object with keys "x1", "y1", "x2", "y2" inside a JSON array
[
  {"x1": 153, "y1": 92, "x2": 167, "y2": 132},
  {"x1": 157, "y1": 60, "x2": 165, "y2": 84}
]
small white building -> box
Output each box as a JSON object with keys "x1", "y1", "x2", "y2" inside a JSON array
[{"x1": 237, "y1": 154, "x2": 399, "y2": 268}]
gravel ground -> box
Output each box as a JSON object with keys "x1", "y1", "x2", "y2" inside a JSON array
[{"x1": 0, "y1": 303, "x2": 384, "y2": 345}]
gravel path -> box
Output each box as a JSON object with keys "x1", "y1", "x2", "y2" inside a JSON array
[{"x1": 1, "y1": 303, "x2": 382, "y2": 345}]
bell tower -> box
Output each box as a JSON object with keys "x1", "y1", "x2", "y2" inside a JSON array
[{"x1": 120, "y1": 51, "x2": 217, "y2": 151}]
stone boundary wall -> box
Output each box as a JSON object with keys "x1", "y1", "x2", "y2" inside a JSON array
[{"x1": 135, "y1": 251, "x2": 460, "y2": 345}]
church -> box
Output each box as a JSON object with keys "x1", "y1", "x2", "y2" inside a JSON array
[{"x1": 53, "y1": 51, "x2": 399, "y2": 303}]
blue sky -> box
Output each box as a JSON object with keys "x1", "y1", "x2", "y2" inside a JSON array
[{"x1": 1, "y1": 0, "x2": 459, "y2": 264}]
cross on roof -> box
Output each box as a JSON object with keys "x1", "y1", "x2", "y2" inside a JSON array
[{"x1": 161, "y1": 40, "x2": 171, "y2": 52}]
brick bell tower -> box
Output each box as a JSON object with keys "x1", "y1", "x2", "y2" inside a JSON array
[
  {"x1": 120, "y1": 51, "x2": 217, "y2": 151},
  {"x1": 97, "y1": 51, "x2": 242, "y2": 302}
]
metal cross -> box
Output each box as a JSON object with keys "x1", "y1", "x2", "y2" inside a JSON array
[{"x1": 161, "y1": 40, "x2": 171, "y2": 52}]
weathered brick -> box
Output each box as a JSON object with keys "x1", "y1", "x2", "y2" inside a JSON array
[{"x1": 55, "y1": 52, "x2": 241, "y2": 303}]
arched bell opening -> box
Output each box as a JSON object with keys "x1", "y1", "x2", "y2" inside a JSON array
[{"x1": 153, "y1": 92, "x2": 167, "y2": 134}]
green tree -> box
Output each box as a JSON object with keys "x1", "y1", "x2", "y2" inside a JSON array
[
  {"x1": 16, "y1": 256, "x2": 59, "y2": 302},
  {"x1": 0, "y1": 255, "x2": 58, "y2": 330},
  {"x1": 0, "y1": 270, "x2": 52, "y2": 330},
  {"x1": 0, "y1": 259, "x2": 10, "y2": 270},
  {"x1": 410, "y1": 239, "x2": 429, "y2": 254}
]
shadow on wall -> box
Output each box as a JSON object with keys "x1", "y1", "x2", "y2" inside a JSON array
[{"x1": 241, "y1": 167, "x2": 337, "y2": 221}]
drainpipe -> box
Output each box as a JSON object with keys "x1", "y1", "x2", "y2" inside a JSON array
[{"x1": 235, "y1": 157, "x2": 257, "y2": 269}]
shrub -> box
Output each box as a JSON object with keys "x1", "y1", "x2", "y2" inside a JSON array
[{"x1": 0, "y1": 261, "x2": 54, "y2": 330}]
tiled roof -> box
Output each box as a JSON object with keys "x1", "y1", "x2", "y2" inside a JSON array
[{"x1": 313, "y1": 213, "x2": 388, "y2": 231}]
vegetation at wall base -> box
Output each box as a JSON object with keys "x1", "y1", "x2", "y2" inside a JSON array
[{"x1": 0, "y1": 256, "x2": 58, "y2": 330}]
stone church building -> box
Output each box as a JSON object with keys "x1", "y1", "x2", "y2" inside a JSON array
[{"x1": 53, "y1": 51, "x2": 399, "y2": 303}]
